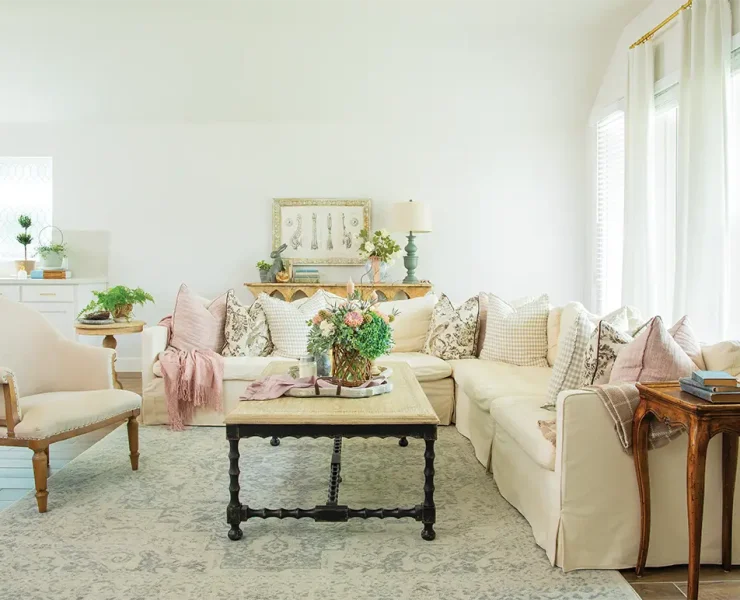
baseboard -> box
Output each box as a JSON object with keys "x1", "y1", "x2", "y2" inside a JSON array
[{"x1": 115, "y1": 358, "x2": 141, "y2": 373}]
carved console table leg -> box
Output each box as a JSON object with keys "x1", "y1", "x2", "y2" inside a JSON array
[
  {"x1": 227, "y1": 438, "x2": 243, "y2": 541},
  {"x1": 633, "y1": 403, "x2": 652, "y2": 577},
  {"x1": 723, "y1": 433, "x2": 739, "y2": 572},
  {"x1": 686, "y1": 424, "x2": 710, "y2": 600},
  {"x1": 327, "y1": 436, "x2": 342, "y2": 505},
  {"x1": 421, "y1": 438, "x2": 436, "y2": 541}
]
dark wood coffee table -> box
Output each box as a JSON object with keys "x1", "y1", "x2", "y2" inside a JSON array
[{"x1": 224, "y1": 363, "x2": 440, "y2": 541}]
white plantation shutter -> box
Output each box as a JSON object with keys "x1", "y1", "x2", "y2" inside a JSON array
[{"x1": 594, "y1": 112, "x2": 625, "y2": 314}]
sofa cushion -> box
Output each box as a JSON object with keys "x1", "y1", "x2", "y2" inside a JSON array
[
  {"x1": 479, "y1": 294, "x2": 549, "y2": 367},
  {"x1": 3, "y1": 390, "x2": 141, "y2": 440},
  {"x1": 170, "y1": 284, "x2": 228, "y2": 353},
  {"x1": 382, "y1": 294, "x2": 437, "y2": 353},
  {"x1": 490, "y1": 395, "x2": 557, "y2": 471},
  {"x1": 155, "y1": 356, "x2": 296, "y2": 380},
  {"x1": 702, "y1": 340, "x2": 740, "y2": 376},
  {"x1": 546, "y1": 306, "x2": 563, "y2": 367},
  {"x1": 448, "y1": 359, "x2": 552, "y2": 411},
  {"x1": 377, "y1": 352, "x2": 452, "y2": 382},
  {"x1": 423, "y1": 294, "x2": 480, "y2": 360},
  {"x1": 222, "y1": 291, "x2": 273, "y2": 358},
  {"x1": 259, "y1": 291, "x2": 333, "y2": 359}
]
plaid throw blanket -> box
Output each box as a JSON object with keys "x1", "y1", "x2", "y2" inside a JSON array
[{"x1": 538, "y1": 383, "x2": 683, "y2": 454}]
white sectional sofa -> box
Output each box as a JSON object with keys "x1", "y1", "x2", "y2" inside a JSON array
[{"x1": 141, "y1": 294, "x2": 740, "y2": 572}]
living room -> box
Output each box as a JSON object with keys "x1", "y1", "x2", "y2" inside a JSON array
[{"x1": 1, "y1": 0, "x2": 740, "y2": 598}]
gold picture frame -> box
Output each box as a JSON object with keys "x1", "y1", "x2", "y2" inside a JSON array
[{"x1": 272, "y1": 198, "x2": 371, "y2": 265}]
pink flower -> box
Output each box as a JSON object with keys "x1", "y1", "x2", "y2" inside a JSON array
[
  {"x1": 376, "y1": 311, "x2": 390, "y2": 324},
  {"x1": 312, "y1": 314, "x2": 323, "y2": 325},
  {"x1": 344, "y1": 311, "x2": 364, "y2": 327}
]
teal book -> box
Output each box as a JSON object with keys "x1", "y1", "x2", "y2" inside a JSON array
[
  {"x1": 680, "y1": 379, "x2": 740, "y2": 403},
  {"x1": 691, "y1": 370, "x2": 739, "y2": 387}
]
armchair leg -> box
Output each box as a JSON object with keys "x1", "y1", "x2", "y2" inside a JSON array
[
  {"x1": 44, "y1": 447, "x2": 49, "y2": 469},
  {"x1": 32, "y1": 447, "x2": 49, "y2": 513},
  {"x1": 127, "y1": 416, "x2": 139, "y2": 471}
]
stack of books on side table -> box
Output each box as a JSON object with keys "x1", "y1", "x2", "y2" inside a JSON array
[
  {"x1": 680, "y1": 371, "x2": 740, "y2": 403},
  {"x1": 292, "y1": 267, "x2": 320, "y2": 284}
]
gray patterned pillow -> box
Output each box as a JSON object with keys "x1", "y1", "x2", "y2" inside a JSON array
[
  {"x1": 581, "y1": 320, "x2": 646, "y2": 386},
  {"x1": 221, "y1": 290, "x2": 273, "y2": 357},
  {"x1": 423, "y1": 294, "x2": 480, "y2": 360}
]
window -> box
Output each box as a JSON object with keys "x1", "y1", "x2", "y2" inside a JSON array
[
  {"x1": 0, "y1": 157, "x2": 53, "y2": 260},
  {"x1": 594, "y1": 112, "x2": 625, "y2": 314}
]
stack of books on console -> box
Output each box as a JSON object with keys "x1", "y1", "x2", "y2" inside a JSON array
[
  {"x1": 29, "y1": 269, "x2": 73, "y2": 280},
  {"x1": 292, "y1": 267, "x2": 320, "y2": 284},
  {"x1": 679, "y1": 371, "x2": 740, "y2": 403}
]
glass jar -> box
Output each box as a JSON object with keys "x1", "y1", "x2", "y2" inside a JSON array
[
  {"x1": 298, "y1": 355, "x2": 317, "y2": 379},
  {"x1": 315, "y1": 352, "x2": 331, "y2": 377}
]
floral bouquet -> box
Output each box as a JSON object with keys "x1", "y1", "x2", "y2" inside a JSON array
[
  {"x1": 357, "y1": 229, "x2": 401, "y2": 283},
  {"x1": 307, "y1": 281, "x2": 398, "y2": 386}
]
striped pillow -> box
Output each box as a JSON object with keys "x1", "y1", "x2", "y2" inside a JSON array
[
  {"x1": 259, "y1": 291, "x2": 332, "y2": 359},
  {"x1": 479, "y1": 294, "x2": 549, "y2": 367}
]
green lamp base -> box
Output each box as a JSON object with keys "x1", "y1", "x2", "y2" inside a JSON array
[{"x1": 402, "y1": 233, "x2": 419, "y2": 284}]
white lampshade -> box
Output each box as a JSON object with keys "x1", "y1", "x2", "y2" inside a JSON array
[{"x1": 392, "y1": 200, "x2": 432, "y2": 233}]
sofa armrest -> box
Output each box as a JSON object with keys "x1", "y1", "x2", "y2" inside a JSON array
[
  {"x1": 142, "y1": 326, "x2": 168, "y2": 390},
  {"x1": 51, "y1": 340, "x2": 116, "y2": 391},
  {"x1": 0, "y1": 368, "x2": 22, "y2": 435}
]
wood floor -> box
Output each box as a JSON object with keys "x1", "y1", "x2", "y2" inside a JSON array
[{"x1": 2, "y1": 373, "x2": 739, "y2": 599}]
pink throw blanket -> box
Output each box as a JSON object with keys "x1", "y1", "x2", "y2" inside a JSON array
[
  {"x1": 158, "y1": 316, "x2": 224, "y2": 430},
  {"x1": 241, "y1": 375, "x2": 387, "y2": 401}
]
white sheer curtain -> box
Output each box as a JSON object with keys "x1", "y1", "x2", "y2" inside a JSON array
[
  {"x1": 622, "y1": 42, "x2": 658, "y2": 315},
  {"x1": 674, "y1": 0, "x2": 732, "y2": 342}
]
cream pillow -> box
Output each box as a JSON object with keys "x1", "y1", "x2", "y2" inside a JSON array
[
  {"x1": 382, "y1": 294, "x2": 438, "y2": 353},
  {"x1": 546, "y1": 306, "x2": 563, "y2": 367},
  {"x1": 479, "y1": 294, "x2": 549, "y2": 367},
  {"x1": 259, "y1": 291, "x2": 332, "y2": 359}
]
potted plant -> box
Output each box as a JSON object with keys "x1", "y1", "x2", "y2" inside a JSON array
[
  {"x1": 357, "y1": 229, "x2": 401, "y2": 283},
  {"x1": 307, "y1": 281, "x2": 398, "y2": 386},
  {"x1": 15, "y1": 215, "x2": 35, "y2": 273},
  {"x1": 78, "y1": 286, "x2": 154, "y2": 322},
  {"x1": 36, "y1": 243, "x2": 68, "y2": 269},
  {"x1": 257, "y1": 260, "x2": 272, "y2": 283}
]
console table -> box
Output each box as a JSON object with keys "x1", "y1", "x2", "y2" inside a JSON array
[
  {"x1": 245, "y1": 282, "x2": 432, "y2": 302},
  {"x1": 633, "y1": 382, "x2": 740, "y2": 600}
]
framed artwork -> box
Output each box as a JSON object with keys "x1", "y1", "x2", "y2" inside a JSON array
[{"x1": 272, "y1": 198, "x2": 371, "y2": 265}]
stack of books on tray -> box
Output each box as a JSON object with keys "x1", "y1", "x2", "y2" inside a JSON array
[
  {"x1": 679, "y1": 371, "x2": 740, "y2": 403},
  {"x1": 29, "y1": 269, "x2": 73, "y2": 280},
  {"x1": 292, "y1": 267, "x2": 320, "y2": 284}
]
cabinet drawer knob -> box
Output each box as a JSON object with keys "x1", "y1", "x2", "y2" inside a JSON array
[{"x1": 39, "y1": 293, "x2": 56, "y2": 296}]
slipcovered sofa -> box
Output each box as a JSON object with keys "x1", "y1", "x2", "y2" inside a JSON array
[{"x1": 141, "y1": 292, "x2": 740, "y2": 572}]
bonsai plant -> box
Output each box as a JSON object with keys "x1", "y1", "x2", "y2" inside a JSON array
[
  {"x1": 78, "y1": 286, "x2": 154, "y2": 322},
  {"x1": 257, "y1": 260, "x2": 271, "y2": 283},
  {"x1": 15, "y1": 215, "x2": 35, "y2": 273},
  {"x1": 36, "y1": 242, "x2": 68, "y2": 269}
]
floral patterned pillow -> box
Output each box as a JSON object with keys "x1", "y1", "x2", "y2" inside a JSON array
[
  {"x1": 423, "y1": 294, "x2": 480, "y2": 360},
  {"x1": 221, "y1": 290, "x2": 273, "y2": 357},
  {"x1": 581, "y1": 320, "x2": 647, "y2": 386}
]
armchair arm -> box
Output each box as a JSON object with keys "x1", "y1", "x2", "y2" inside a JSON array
[
  {"x1": 0, "y1": 368, "x2": 22, "y2": 436},
  {"x1": 48, "y1": 341, "x2": 116, "y2": 392},
  {"x1": 142, "y1": 326, "x2": 168, "y2": 390}
]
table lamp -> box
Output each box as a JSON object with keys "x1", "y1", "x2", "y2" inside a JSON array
[{"x1": 392, "y1": 199, "x2": 432, "y2": 283}]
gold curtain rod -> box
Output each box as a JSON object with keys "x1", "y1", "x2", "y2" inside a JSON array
[{"x1": 630, "y1": 0, "x2": 692, "y2": 49}]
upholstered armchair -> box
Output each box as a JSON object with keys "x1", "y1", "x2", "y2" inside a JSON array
[{"x1": 0, "y1": 297, "x2": 142, "y2": 512}]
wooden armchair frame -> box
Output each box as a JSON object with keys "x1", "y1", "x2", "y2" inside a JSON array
[{"x1": 0, "y1": 370, "x2": 140, "y2": 513}]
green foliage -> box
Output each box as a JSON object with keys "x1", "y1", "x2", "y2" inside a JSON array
[
  {"x1": 16, "y1": 215, "x2": 33, "y2": 260},
  {"x1": 36, "y1": 243, "x2": 68, "y2": 258},
  {"x1": 78, "y1": 286, "x2": 154, "y2": 317},
  {"x1": 18, "y1": 215, "x2": 32, "y2": 229},
  {"x1": 306, "y1": 291, "x2": 398, "y2": 360},
  {"x1": 257, "y1": 260, "x2": 272, "y2": 271},
  {"x1": 357, "y1": 229, "x2": 401, "y2": 263},
  {"x1": 16, "y1": 233, "x2": 33, "y2": 246}
]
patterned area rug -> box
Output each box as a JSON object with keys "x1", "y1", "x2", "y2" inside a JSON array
[{"x1": 0, "y1": 426, "x2": 637, "y2": 599}]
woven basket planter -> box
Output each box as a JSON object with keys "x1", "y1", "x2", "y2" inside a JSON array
[{"x1": 332, "y1": 345, "x2": 372, "y2": 387}]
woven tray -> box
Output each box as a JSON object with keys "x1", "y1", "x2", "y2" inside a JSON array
[{"x1": 284, "y1": 366, "x2": 393, "y2": 398}]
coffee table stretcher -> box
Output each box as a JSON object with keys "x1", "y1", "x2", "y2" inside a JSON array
[{"x1": 226, "y1": 423, "x2": 437, "y2": 541}]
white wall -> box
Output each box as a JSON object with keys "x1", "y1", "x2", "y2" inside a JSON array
[{"x1": 0, "y1": 0, "x2": 639, "y2": 368}]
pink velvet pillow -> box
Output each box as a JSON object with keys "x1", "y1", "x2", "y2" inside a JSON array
[
  {"x1": 609, "y1": 316, "x2": 697, "y2": 383},
  {"x1": 169, "y1": 284, "x2": 228, "y2": 352}
]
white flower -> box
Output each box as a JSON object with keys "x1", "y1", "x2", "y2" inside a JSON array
[
  {"x1": 319, "y1": 321, "x2": 335, "y2": 337},
  {"x1": 379, "y1": 229, "x2": 389, "y2": 237},
  {"x1": 364, "y1": 242, "x2": 375, "y2": 253}
]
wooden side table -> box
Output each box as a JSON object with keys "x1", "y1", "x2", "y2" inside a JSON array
[
  {"x1": 633, "y1": 382, "x2": 740, "y2": 600},
  {"x1": 75, "y1": 320, "x2": 146, "y2": 389}
]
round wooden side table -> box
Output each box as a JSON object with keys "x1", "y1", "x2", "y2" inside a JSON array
[{"x1": 75, "y1": 320, "x2": 146, "y2": 389}]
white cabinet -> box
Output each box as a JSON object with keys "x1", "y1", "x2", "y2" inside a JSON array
[{"x1": 0, "y1": 279, "x2": 107, "y2": 341}]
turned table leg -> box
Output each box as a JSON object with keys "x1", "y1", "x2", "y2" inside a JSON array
[
  {"x1": 686, "y1": 424, "x2": 710, "y2": 600},
  {"x1": 421, "y1": 438, "x2": 436, "y2": 541},
  {"x1": 127, "y1": 416, "x2": 139, "y2": 471},
  {"x1": 722, "y1": 433, "x2": 738, "y2": 572},
  {"x1": 102, "y1": 335, "x2": 122, "y2": 390},
  {"x1": 227, "y1": 438, "x2": 243, "y2": 541},
  {"x1": 633, "y1": 402, "x2": 652, "y2": 577}
]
